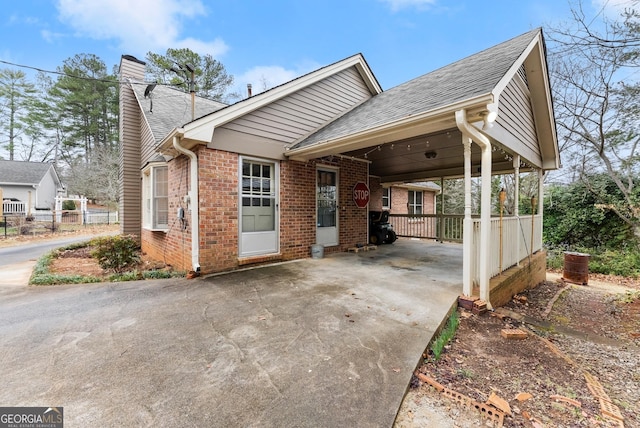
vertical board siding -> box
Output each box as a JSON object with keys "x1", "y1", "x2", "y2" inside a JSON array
[
  {"x1": 221, "y1": 67, "x2": 372, "y2": 143},
  {"x1": 496, "y1": 76, "x2": 539, "y2": 157}
]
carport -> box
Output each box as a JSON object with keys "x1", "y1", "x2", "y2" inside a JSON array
[{"x1": 286, "y1": 28, "x2": 559, "y2": 308}]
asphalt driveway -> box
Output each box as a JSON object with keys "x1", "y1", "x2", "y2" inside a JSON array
[{"x1": 0, "y1": 239, "x2": 462, "y2": 427}]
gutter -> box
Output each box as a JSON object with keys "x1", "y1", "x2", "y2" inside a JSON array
[
  {"x1": 172, "y1": 134, "x2": 201, "y2": 275},
  {"x1": 455, "y1": 108, "x2": 494, "y2": 309},
  {"x1": 285, "y1": 94, "x2": 494, "y2": 160}
]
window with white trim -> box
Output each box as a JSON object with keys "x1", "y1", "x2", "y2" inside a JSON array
[
  {"x1": 142, "y1": 164, "x2": 169, "y2": 230},
  {"x1": 408, "y1": 190, "x2": 423, "y2": 215},
  {"x1": 382, "y1": 187, "x2": 390, "y2": 210}
]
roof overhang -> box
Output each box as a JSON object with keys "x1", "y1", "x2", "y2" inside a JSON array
[
  {"x1": 491, "y1": 31, "x2": 560, "y2": 170},
  {"x1": 285, "y1": 94, "x2": 494, "y2": 161},
  {"x1": 156, "y1": 54, "x2": 382, "y2": 155}
]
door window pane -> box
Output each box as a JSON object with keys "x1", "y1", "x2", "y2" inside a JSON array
[
  {"x1": 241, "y1": 159, "x2": 276, "y2": 233},
  {"x1": 317, "y1": 170, "x2": 337, "y2": 227}
]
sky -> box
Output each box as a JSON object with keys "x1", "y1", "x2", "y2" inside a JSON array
[{"x1": 0, "y1": 0, "x2": 634, "y2": 97}]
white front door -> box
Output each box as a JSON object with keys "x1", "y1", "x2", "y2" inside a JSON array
[
  {"x1": 316, "y1": 168, "x2": 339, "y2": 246},
  {"x1": 239, "y1": 157, "x2": 279, "y2": 257}
]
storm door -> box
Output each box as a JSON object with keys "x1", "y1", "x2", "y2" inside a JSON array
[
  {"x1": 240, "y1": 157, "x2": 279, "y2": 256},
  {"x1": 316, "y1": 168, "x2": 339, "y2": 246}
]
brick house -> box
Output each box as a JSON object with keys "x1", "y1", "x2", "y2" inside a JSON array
[
  {"x1": 119, "y1": 29, "x2": 559, "y2": 307},
  {"x1": 370, "y1": 181, "x2": 439, "y2": 214}
]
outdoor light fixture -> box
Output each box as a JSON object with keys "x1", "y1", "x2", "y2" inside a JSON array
[
  {"x1": 482, "y1": 110, "x2": 498, "y2": 130},
  {"x1": 424, "y1": 151, "x2": 437, "y2": 159}
]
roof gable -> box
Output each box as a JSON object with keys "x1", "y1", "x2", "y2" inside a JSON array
[
  {"x1": 290, "y1": 29, "x2": 542, "y2": 151},
  {"x1": 0, "y1": 160, "x2": 57, "y2": 186},
  {"x1": 159, "y1": 54, "x2": 382, "y2": 151}
]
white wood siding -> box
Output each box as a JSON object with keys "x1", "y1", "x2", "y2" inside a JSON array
[
  {"x1": 220, "y1": 66, "x2": 372, "y2": 143},
  {"x1": 495, "y1": 75, "x2": 541, "y2": 165},
  {"x1": 36, "y1": 168, "x2": 58, "y2": 209}
]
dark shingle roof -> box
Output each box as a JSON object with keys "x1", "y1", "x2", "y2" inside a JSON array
[
  {"x1": 130, "y1": 83, "x2": 227, "y2": 145},
  {"x1": 292, "y1": 29, "x2": 540, "y2": 150},
  {"x1": 0, "y1": 160, "x2": 55, "y2": 185}
]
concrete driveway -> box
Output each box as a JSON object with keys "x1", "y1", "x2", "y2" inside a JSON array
[{"x1": 0, "y1": 239, "x2": 462, "y2": 427}]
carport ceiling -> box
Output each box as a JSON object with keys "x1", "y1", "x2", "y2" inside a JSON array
[{"x1": 343, "y1": 128, "x2": 521, "y2": 183}]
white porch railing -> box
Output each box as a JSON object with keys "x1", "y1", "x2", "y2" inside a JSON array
[
  {"x1": 388, "y1": 214, "x2": 464, "y2": 242},
  {"x1": 2, "y1": 201, "x2": 26, "y2": 215},
  {"x1": 470, "y1": 215, "x2": 543, "y2": 283}
]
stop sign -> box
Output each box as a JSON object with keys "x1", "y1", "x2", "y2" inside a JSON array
[{"x1": 353, "y1": 182, "x2": 370, "y2": 208}]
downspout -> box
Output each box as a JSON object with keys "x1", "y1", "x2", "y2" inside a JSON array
[
  {"x1": 172, "y1": 135, "x2": 201, "y2": 275},
  {"x1": 455, "y1": 109, "x2": 494, "y2": 309},
  {"x1": 513, "y1": 155, "x2": 521, "y2": 266}
]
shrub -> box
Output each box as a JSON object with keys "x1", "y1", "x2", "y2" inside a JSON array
[
  {"x1": 589, "y1": 249, "x2": 640, "y2": 278},
  {"x1": 90, "y1": 235, "x2": 140, "y2": 273},
  {"x1": 61, "y1": 200, "x2": 76, "y2": 210}
]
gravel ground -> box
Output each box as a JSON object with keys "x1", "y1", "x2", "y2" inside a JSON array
[{"x1": 394, "y1": 274, "x2": 640, "y2": 428}]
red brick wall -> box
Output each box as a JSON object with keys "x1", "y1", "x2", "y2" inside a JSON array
[
  {"x1": 336, "y1": 158, "x2": 369, "y2": 250},
  {"x1": 391, "y1": 187, "x2": 409, "y2": 214},
  {"x1": 142, "y1": 148, "x2": 369, "y2": 274},
  {"x1": 141, "y1": 155, "x2": 193, "y2": 271},
  {"x1": 425, "y1": 191, "x2": 436, "y2": 214},
  {"x1": 197, "y1": 147, "x2": 239, "y2": 272},
  {"x1": 369, "y1": 177, "x2": 383, "y2": 211},
  {"x1": 280, "y1": 159, "x2": 316, "y2": 259}
]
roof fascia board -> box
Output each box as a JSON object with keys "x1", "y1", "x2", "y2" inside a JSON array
[
  {"x1": 527, "y1": 38, "x2": 561, "y2": 170},
  {"x1": 182, "y1": 54, "x2": 381, "y2": 142},
  {"x1": 0, "y1": 182, "x2": 37, "y2": 186},
  {"x1": 286, "y1": 94, "x2": 494, "y2": 161},
  {"x1": 491, "y1": 31, "x2": 560, "y2": 170},
  {"x1": 491, "y1": 33, "x2": 542, "y2": 104},
  {"x1": 158, "y1": 128, "x2": 184, "y2": 154}
]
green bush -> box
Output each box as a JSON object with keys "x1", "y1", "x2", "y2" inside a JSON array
[
  {"x1": 61, "y1": 200, "x2": 76, "y2": 210},
  {"x1": 589, "y1": 249, "x2": 640, "y2": 278},
  {"x1": 546, "y1": 245, "x2": 640, "y2": 278},
  {"x1": 90, "y1": 235, "x2": 140, "y2": 273}
]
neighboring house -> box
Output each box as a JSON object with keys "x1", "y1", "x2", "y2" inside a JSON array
[
  {"x1": 370, "y1": 181, "x2": 440, "y2": 214},
  {"x1": 0, "y1": 160, "x2": 65, "y2": 215},
  {"x1": 370, "y1": 181, "x2": 440, "y2": 239},
  {"x1": 119, "y1": 28, "x2": 560, "y2": 308}
]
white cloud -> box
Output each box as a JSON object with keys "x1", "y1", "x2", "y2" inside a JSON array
[
  {"x1": 379, "y1": 0, "x2": 437, "y2": 12},
  {"x1": 55, "y1": 0, "x2": 228, "y2": 57},
  {"x1": 592, "y1": 0, "x2": 637, "y2": 15},
  {"x1": 233, "y1": 62, "x2": 321, "y2": 97},
  {"x1": 41, "y1": 29, "x2": 64, "y2": 43}
]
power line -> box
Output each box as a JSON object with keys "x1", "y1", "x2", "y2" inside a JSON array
[{"x1": 0, "y1": 58, "x2": 180, "y2": 88}]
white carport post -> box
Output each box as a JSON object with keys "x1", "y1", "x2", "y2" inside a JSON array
[
  {"x1": 538, "y1": 169, "x2": 544, "y2": 218},
  {"x1": 462, "y1": 137, "x2": 473, "y2": 296},
  {"x1": 456, "y1": 109, "x2": 493, "y2": 309},
  {"x1": 537, "y1": 169, "x2": 544, "y2": 253}
]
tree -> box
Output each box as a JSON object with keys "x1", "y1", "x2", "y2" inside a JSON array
[
  {"x1": 0, "y1": 69, "x2": 37, "y2": 160},
  {"x1": 543, "y1": 174, "x2": 636, "y2": 250},
  {"x1": 145, "y1": 48, "x2": 234, "y2": 101},
  {"x1": 65, "y1": 145, "x2": 119, "y2": 204},
  {"x1": 48, "y1": 54, "x2": 118, "y2": 165},
  {"x1": 548, "y1": 1, "x2": 640, "y2": 238},
  {"x1": 20, "y1": 72, "x2": 65, "y2": 163}
]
